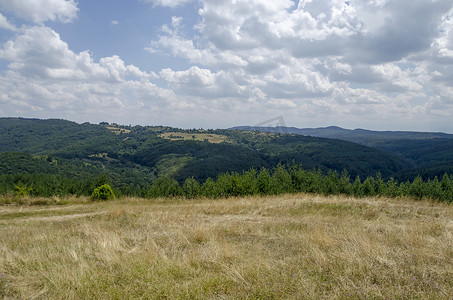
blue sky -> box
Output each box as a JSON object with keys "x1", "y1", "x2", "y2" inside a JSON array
[{"x1": 0, "y1": 0, "x2": 453, "y2": 132}]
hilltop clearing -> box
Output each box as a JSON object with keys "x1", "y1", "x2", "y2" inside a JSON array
[{"x1": 158, "y1": 132, "x2": 229, "y2": 143}]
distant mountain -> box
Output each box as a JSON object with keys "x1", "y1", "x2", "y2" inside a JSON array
[
  {"x1": 230, "y1": 125, "x2": 453, "y2": 145},
  {"x1": 230, "y1": 125, "x2": 453, "y2": 179}
]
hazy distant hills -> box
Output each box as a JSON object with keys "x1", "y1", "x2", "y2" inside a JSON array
[
  {"x1": 230, "y1": 125, "x2": 453, "y2": 145},
  {"x1": 231, "y1": 125, "x2": 453, "y2": 179}
]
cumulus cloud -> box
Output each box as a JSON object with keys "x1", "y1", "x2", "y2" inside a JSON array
[
  {"x1": 0, "y1": 26, "x2": 157, "y2": 82},
  {"x1": 0, "y1": 12, "x2": 16, "y2": 31},
  {"x1": 1, "y1": 0, "x2": 453, "y2": 131},
  {"x1": 0, "y1": 24, "x2": 180, "y2": 125},
  {"x1": 159, "y1": 66, "x2": 257, "y2": 98},
  {"x1": 0, "y1": 0, "x2": 78, "y2": 23},
  {"x1": 348, "y1": 0, "x2": 453, "y2": 64},
  {"x1": 142, "y1": 0, "x2": 453, "y2": 130}
]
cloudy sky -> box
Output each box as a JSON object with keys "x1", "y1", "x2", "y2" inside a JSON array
[{"x1": 0, "y1": 0, "x2": 453, "y2": 132}]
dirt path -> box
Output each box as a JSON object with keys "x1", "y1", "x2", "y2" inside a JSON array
[
  {"x1": 19, "y1": 211, "x2": 105, "y2": 222},
  {"x1": 0, "y1": 204, "x2": 106, "y2": 223}
]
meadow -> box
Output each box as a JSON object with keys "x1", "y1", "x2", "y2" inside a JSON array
[
  {"x1": 158, "y1": 132, "x2": 229, "y2": 144},
  {"x1": 1, "y1": 194, "x2": 452, "y2": 299}
]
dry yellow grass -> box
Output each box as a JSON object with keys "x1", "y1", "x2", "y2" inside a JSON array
[
  {"x1": 106, "y1": 126, "x2": 131, "y2": 135},
  {"x1": 1, "y1": 194, "x2": 452, "y2": 299}
]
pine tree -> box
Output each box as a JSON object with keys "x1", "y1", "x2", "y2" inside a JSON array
[
  {"x1": 441, "y1": 174, "x2": 453, "y2": 202},
  {"x1": 290, "y1": 165, "x2": 307, "y2": 192},
  {"x1": 409, "y1": 175, "x2": 425, "y2": 200},
  {"x1": 375, "y1": 173, "x2": 386, "y2": 196},
  {"x1": 362, "y1": 177, "x2": 376, "y2": 196},
  {"x1": 257, "y1": 168, "x2": 271, "y2": 195},
  {"x1": 339, "y1": 170, "x2": 353, "y2": 195},
  {"x1": 147, "y1": 177, "x2": 181, "y2": 198},
  {"x1": 201, "y1": 178, "x2": 217, "y2": 198},
  {"x1": 427, "y1": 176, "x2": 442, "y2": 200},
  {"x1": 182, "y1": 177, "x2": 200, "y2": 199},
  {"x1": 240, "y1": 168, "x2": 258, "y2": 196},
  {"x1": 324, "y1": 170, "x2": 340, "y2": 195},
  {"x1": 269, "y1": 165, "x2": 292, "y2": 195},
  {"x1": 353, "y1": 175, "x2": 362, "y2": 197},
  {"x1": 385, "y1": 177, "x2": 399, "y2": 198}
]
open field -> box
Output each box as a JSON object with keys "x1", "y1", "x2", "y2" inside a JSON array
[
  {"x1": 1, "y1": 194, "x2": 453, "y2": 299},
  {"x1": 158, "y1": 132, "x2": 229, "y2": 143},
  {"x1": 106, "y1": 126, "x2": 132, "y2": 135}
]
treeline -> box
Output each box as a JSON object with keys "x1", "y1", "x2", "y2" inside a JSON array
[
  {"x1": 146, "y1": 165, "x2": 453, "y2": 202},
  {"x1": 1, "y1": 165, "x2": 453, "y2": 202},
  {"x1": 0, "y1": 173, "x2": 147, "y2": 198},
  {"x1": 0, "y1": 174, "x2": 111, "y2": 197}
]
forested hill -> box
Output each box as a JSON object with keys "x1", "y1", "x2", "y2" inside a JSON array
[
  {"x1": 231, "y1": 125, "x2": 453, "y2": 180},
  {"x1": 0, "y1": 117, "x2": 439, "y2": 196},
  {"x1": 0, "y1": 118, "x2": 118, "y2": 155}
]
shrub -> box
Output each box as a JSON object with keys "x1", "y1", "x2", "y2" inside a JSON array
[
  {"x1": 91, "y1": 184, "x2": 115, "y2": 201},
  {"x1": 14, "y1": 184, "x2": 33, "y2": 198}
]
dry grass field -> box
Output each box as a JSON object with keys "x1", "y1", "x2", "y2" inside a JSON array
[
  {"x1": 158, "y1": 132, "x2": 229, "y2": 143},
  {"x1": 1, "y1": 194, "x2": 452, "y2": 299}
]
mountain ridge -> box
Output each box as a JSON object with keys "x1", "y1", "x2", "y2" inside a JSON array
[
  {"x1": 1, "y1": 118, "x2": 452, "y2": 193},
  {"x1": 230, "y1": 125, "x2": 453, "y2": 140}
]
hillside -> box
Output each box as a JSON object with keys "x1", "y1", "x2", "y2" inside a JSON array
[
  {"x1": 231, "y1": 125, "x2": 453, "y2": 179},
  {"x1": 1, "y1": 194, "x2": 452, "y2": 299},
  {"x1": 0, "y1": 118, "x2": 412, "y2": 194}
]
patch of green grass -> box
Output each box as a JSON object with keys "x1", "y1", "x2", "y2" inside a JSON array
[{"x1": 154, "y1": 154, "x2": 195, "y2": 178}]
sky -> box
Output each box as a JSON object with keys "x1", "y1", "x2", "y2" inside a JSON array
[{"x1": 0, "y1": 0, "x2": 453, "y2": 132}]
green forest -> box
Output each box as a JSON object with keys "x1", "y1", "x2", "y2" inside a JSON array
[{"x1": 1, "y1": 117, "x2": 452, "y2": 202}]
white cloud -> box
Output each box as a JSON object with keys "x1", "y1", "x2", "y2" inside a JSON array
[
  {"x1": 143, "y1": 0, "x2": 453, "y2": 131},
  {"x1": 0, "y1": 12, "x2": 16, "y2": 31},
  {"x1": 140, "y1": 0, "x2": 192, "y2": 8},
  {"x1": 0, "y1": 26, "x2": 157, "y2": 82},
  {"x1": 1, "y1": 0, "x2": 453, "y2": 131},
  {"x1": 0, "y1": 0, "x2": 78, "y2": 24},
  {"x1": 431, "y1": 8, "x2": 453, "y2": 60},
  {"x1": 371, "y1": 63, "x2": 424, "y2": 93},
  {"x1": 0, "y1": 25, "x2": 179, "y2": 125},
  {"x1": 160, "y1": 66, "x2": 254, "y2": 98}
]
